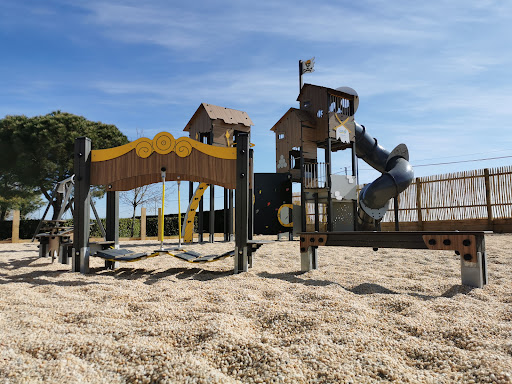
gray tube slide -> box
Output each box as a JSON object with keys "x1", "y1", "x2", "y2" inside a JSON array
[{"x1": 354, "y1": 122, "x2": 414, "y2": 230}]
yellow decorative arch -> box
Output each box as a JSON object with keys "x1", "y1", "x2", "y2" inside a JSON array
[{"x1": 91, "y1": 132, "x2": 237, "y2": 162}]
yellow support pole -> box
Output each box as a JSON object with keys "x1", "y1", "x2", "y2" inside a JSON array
[
  {"x1": 160, "y1": 168, "x2": 166, "y2": 250},
  {"x1": 177, "y1": 178, "x2": 182, "y2": 250}
]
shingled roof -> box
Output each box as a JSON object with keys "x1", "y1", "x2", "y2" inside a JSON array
[
  {"x1": 184, "y1": 103, "x2": 253, "y2": 132},
  {"x1": 270, "y1": 108, "x2": 316, "y2": 132}
]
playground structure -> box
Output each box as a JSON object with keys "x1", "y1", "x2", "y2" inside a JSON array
[
  {"x1": 60, "y1": 67, "x2": 488, "y2": 288},
  {"x1": 183, "y1": 103, "x2": 253, "y2": 243},
  {"x1": 271, "y1": 82, "x2": 487, "y2": 288},
  {"x1": 72, "y1": 130, "x2": 256, "y2": 274}
]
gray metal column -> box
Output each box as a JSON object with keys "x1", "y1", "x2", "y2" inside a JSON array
[
  {"x1": 73, "y1": 137, "x2": 91, "y2": 273},
  {"x1": 325, "y1": 138, "x2": 333, "y2": 232},
  {"x1": 105, "y1": 190, "x2": 119, "y2": 270},
  {"x1": 461, "y1": 234, "x2": 488, "y2": 288},
  {"x1": 198, "y1": 189, "x2": 204, "y2": 242},
  {"x1": 234, "y1": 132, "x2": 249, "y2": 273},
  {"x1": 209, "y1": 185, "x2": 215, "y2": 243},
  {"x1": 228, "y1": 189, "x2": 234, "y2": 241},
  {"x1": 300, "y1": 145, "x2": 307, "y2": 232},
  {"x1": 223, "y1": 188, "x2": 229, "y2": 241},
  {"x1": 209, "y1": 132, "x2": 215, "y2": 243},
  {"x1": 300, "y1": 246, "x2": 318, "y2": 271},
  {"x1": 351, "y1": 140, "x2": 358, "y2": 231},
  {"x1": 106, "y1": 190, "x2": 119, "y2": 247}
]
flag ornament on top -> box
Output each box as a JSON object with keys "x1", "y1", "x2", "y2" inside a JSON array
[{"x1": 302, "y1": 57, "x2": 315, "y2": 74}]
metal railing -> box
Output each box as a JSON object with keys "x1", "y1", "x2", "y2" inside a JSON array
[{"x1": 304, "y1": 162, "x2": 327, "y2": 189}]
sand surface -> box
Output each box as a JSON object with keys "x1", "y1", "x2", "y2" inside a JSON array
[{"x1": 0, "y1": 234, "x2": 511, "y2": 383}]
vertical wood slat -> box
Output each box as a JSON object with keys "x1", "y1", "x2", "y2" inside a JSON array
[
  {"x1": 11, "y1": 210, "x2": 20, "y2": 243},
  {"x1": 416, "y1": 179, "x2": 423, "y2": 229},
  {"x1": 484, "y1": 168, "x2": 493, "y2": 228}
]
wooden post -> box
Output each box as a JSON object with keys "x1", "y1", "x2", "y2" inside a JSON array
[
  {"x1": 484, "y1": 168, "x2": 493, "y2": 230},
  {"x1": 157, "y1": 208, "x2": 163, "y2": 242},
  {"x1": 11, "y1": 210, "x2": 20, "y2": 243},
  {"x1": 416, "y1": 178, "x2": 423, "y2": 230},
  {"x1": 73, "y1": 137, "x2": 91, "y2": 273},
  {"x1": 394, "y1": 196, "x2": 400, "y2": 231},
  {"x1": 140, "y1": 207, "x2": 146, "y2": 240}
]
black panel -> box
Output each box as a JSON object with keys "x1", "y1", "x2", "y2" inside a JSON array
[{"x1": 254, "y1": 173, "x2": 292, "y2": 235}]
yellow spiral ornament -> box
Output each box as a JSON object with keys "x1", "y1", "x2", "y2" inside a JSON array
[
  {"x1": 135, "y1": 138, "x2": 154, "y2": 159},
  {"x1": 153, "y1": 132, "x2": 175, "y2": 154},
  {"x1": 175, "y1": 138, "x2": 193, "y2": 158}
]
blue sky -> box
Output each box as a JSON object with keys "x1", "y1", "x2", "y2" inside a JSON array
[{"x1": 1, "y1": 0, "x2": 511, "y2": 218}]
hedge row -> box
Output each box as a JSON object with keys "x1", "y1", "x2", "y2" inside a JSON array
[
  {"x1": 0, "y1": 208, "x2": 239, "y2": 240},
  {"x1": 0, "y1": 215, "x2": 191, "y2": 240}
]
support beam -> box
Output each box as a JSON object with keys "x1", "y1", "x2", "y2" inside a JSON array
[
  {"x1": 73, "y1": 137, "x2": 91, "y2": 273},
  {"x1": 209, "y1": 132, "x2": 215, "y2": 243},
  {"x1": 234, "y1": 132, "x2": 249, "y2": 273},
  {"x1": 210, "y1": 185, "x2": 215, "y2": 243},
  {"x1": 325, "y1": 138, "x2": 333, "y2": 232},
  {"x1": 228, "y1": 189, "x2": 234, "y2": 241},
  {"x1": 300, "y1": 246, "x2": 318, "y2": 272},
  {"x1": 223, "y1": 188, "x2": 229, "y2": 241},
  {"x1": 299, "y1": 231, "x2": 488, "y2": 288},
  {"x1": 105, "y1": 191, "x2": 119, "y2": 270}
]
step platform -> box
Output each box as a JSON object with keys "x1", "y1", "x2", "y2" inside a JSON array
[
  {"x1": 170, "y1": 250, "x2": 235, "y2": 263},
  {"x1": 94, "y1": 248, "x2": 149, "y2": 262},
  {"x1": 94, "y1": 248, "x2": 235, "y2": 264}
]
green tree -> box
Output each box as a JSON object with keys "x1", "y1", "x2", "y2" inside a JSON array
[
  {"x1": 0, "y1": 111, "x2": 129, "y2": 219},
  {"x1": 0, "y1": 173, "x2": 44, "y2": 220}
]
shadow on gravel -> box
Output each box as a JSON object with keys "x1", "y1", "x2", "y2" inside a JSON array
[
  {"x1": 0, "y1": 268, "x2": 98, "y2": 287},
  {"x1": 349, "y1": 283, "x2": 398, "y2": 295},
  {"x1": 441, "y1": 285, "x2": 475, "y2": 298},
  {"x1": 92, "y1": 265, "x2": 233, "y2": 284},
  {"x1": 0, "y1": 255, "x2": 48, "y2": 270},
  {"x1": 257, "y1": 271, "x2": 339, "y2": 287}
]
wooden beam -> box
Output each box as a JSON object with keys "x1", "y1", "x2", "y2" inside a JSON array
[{"x1": 11, "y1": 210, "x2": 20, "y2": 243}]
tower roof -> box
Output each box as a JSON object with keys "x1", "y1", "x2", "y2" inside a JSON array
[{"x1": 184, "y1": 103, "x2": 253, "y2": 131}]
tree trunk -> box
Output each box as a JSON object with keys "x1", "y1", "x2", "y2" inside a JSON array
[
  {"x1": 51, "y1": 192, "x2": 63, "y2": 220},
  {"x1": 0, "y1": 204, "x2": 8, "y2": 221},
  {"x1": 131, "y1": 205, "x2": 136, "y2": 238}
]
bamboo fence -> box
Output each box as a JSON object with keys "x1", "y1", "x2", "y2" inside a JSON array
[
  {"x1": 294, "y1": 165, "x2": 512, "y2": 232},
  {"x1": 382, "y1": 165, "x2": 512, "y2": 224}
]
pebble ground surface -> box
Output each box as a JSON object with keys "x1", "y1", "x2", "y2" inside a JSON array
[{"x1": 0, "y1": 234, "x2": 511, "y2": 383}]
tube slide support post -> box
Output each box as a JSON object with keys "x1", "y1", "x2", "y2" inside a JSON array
[
  {"x1": 301, "y1": 246, "x2": 318, "y2": 272},
  {"x1": 234, "y1": 132, "x2": 250, "y2": 273},
  {"x1": 73, "y1": 137, "x2": 91, "y2": 273}
]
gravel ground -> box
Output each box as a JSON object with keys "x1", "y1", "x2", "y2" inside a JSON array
[{"x1": 0, "y1": 234, "x2": 511, "y2": 383}]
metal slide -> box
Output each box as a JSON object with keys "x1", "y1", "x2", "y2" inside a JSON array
[{"x1": 354, "y1": 122, "x2": 414, "y2": 229}]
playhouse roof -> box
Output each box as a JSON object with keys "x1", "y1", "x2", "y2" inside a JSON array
[
  {"x1": 184, "y1": 103, "x2": 253, "y2": 132},
  {"x1": 296, "y1": 83, "x2": 356, "y2": 102},
  {"x1": 270, "y1": 108, "x2": 315, "y2": 132}
]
